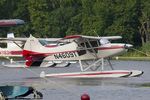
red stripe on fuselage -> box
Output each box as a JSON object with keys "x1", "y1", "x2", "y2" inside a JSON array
[
  {"x1": 23, "y1": 50, "x2": 77, "y2": 57},
  {"x1": 0, "y1": 50, "x2": 22, "y2": 55},
  {"x1": 10, "y1": 51, "x2": 22, "y2": 55},
  {"x1": 23, "y1": 45, "x2": 124, "y2": 57}
]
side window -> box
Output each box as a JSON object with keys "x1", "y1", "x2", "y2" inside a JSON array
[
  {"x1": 85, "y1": 42, "x2": 90, "y2": 48},
  {"x1": 85, "y1": 41, "x2": 98, "y2": 48},
  {"x1": 80, "y1": 42, "x2": 86, "y2": 47},
  {"x1": 90, "y1": 41, "x2": 98, "y2": 47},
  {"x1": 0, "y1": 43, "x2": 7, "y2": 48},
  {"x1": 39, "y1": 40, "x2": 48, "y2": 46},
  {"x1": 80, "y1": 43, "x2": 84, "y2": 47}
]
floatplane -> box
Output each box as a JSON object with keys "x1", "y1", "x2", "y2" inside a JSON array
[
  {"x1": 21, "y1": 34, "x2": 143, "y2": 78},
  {"x1": 0, "y1": 33, "x2": 70, "y2": 67}
]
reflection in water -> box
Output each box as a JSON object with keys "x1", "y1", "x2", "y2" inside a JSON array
[
  {"x1": 139, "y1": 83, "x2": 150, "y2": 87},
  {"x1": 0, "y1": 60, "x2": 150, "y2": 100},
  {"x1": 23, "y1": 76, "x2": 150, "y2": 88}
]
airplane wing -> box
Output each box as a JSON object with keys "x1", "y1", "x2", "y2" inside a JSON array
[
  {"x1": 0, "y1": 35, "x2": 121, "y2": 43},
  {"x1": 0, "y1": 37, "x2": 61, "y2": 42},
  {"x1": 82, "y1": 35, "x2": 122, "y2": 40},
  {"x1": 61, "y1": 35, "x2": 122, "y2": 40},
  {"x1": 0, "y1": 38, "x2": 27, "y2": 42}
]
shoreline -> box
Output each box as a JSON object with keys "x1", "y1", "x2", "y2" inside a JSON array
[{"x1": 113, "y1": 56, "x2": 150, "y2": 61}]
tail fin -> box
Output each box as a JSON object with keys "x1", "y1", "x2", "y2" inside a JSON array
[
  {"x1": 7, "y1": 33, "x2": 21, "y2": 50},
  {"x1": 23, "y1": 35, "x2": 45, "y2": 56},
  {"x1": 23, "y1": 35, "x2": 46, "y2": 67}
]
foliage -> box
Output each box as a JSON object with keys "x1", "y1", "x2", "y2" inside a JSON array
[{"x1": 0, "y1": 0, "x2": 150, "y2": 47}]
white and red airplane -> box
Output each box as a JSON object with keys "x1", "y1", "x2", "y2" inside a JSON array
[
  {"x1": 0, "y1": 33, "x2": 70, "y2": 67},
  {"x1": 0, "y1": 33, "x2": 60, "y2": 58},
  {"x1": 23, "y1": 35, "x2": 130, "y2": 67},
  {"x1": 22, "y1": 35, "x2": 143, "y2": 78}
]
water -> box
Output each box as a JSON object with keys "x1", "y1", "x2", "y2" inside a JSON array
[{"x1": 0, "y1": 60, "x2": 150, "y2": 100}]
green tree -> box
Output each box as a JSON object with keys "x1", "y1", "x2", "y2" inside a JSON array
[
  {"x1": 104, "y1": 0, "x2": 140, "y2": 45},
  {"x1": 138, "y1": 0, "x2": 150, "y2": 45},
  {"x1": 28, "y1": 0, "x2": 50, "y2": 37}
]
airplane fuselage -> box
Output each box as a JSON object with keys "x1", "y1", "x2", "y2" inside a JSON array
[
  {"x1": 23, "y1": 35, "x2": 132, "y2": 67},
  {"x1": 23, "y1": 41, "x2": 128, "y2": 61}
]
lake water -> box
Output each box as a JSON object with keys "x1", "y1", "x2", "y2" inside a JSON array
[{"x1": 0, "y1": 60, "x2": 150, "y2": 100}]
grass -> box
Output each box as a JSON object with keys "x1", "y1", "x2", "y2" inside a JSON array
[
  {"x1": 139, "y1": 83, "x2": 150, "y2": 88},
  {"x1": 114, "y1": 42, "x2": 150, "y2": 61},
  {"x1": 113, "y1": 56, "x2": 150, "y2": 61}
]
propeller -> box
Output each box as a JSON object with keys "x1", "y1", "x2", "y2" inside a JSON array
[{"x1": 124, "y1": 44, "x2": 133, "y2": 49}]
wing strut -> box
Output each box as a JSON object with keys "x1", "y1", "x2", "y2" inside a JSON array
[
  {"x1": 13, "y1": 41, "x2": 24, "y2": 49},
  {"x1": 85, "y1": 39, "x2": 98, "y2": 58},
  {"x1": 107, "y1": 58, "x2": 114, "y2": 70}
]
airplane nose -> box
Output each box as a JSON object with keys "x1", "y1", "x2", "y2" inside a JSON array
[{"x1": 124, "y1": 44, "x2": 133, "y2": 49}]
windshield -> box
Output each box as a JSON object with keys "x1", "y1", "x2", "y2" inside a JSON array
[{"x1": 100, "y1": 38, "x2": 110, "y2": 45}]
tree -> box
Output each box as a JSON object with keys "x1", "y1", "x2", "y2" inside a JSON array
[
  {"x1": 138, "y1": 0, "x2": 150, "y2": 45},
  {"x1": 104, "y1": 0, "x2": 141, "y2": 45}
]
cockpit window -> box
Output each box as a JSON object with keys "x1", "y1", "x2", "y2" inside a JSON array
[
  {"x1": 79, "y1": 40, "x2": 99, "y2": 48},
  {"x1": 80, "y1": 43, "x2": 85, "y2": 47},
  {"x1": 100, "y1": 39, "x2": 110, "y2": 45},
  {"x1": 39, "y1": 40, "x2": 48, "y2": 46},
  {"x1": 89, "y1": 41, "x2": 98, "y2": 47}
]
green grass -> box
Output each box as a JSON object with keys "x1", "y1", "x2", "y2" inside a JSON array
[
  {"x1": 139, "y1": 83, "x2": 150, "y2": 88},
  {"x1": 115, "y1": 42, "x2": 150, "y2": 60}
]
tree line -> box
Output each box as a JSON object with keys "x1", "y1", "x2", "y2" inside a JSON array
[{"x1": 0, "y1": 0, "x2": 150, "y2": 46}]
